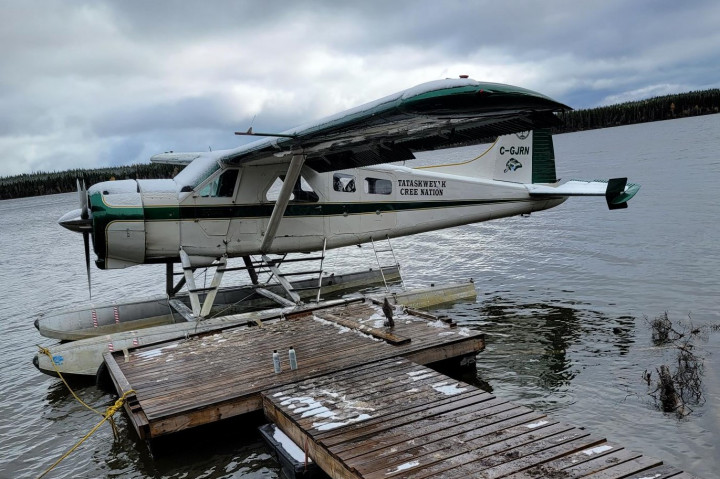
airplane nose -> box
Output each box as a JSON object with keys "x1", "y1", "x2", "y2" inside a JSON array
[{"x1": 58, "y1": 208, "x2": 92, "y2": 233}]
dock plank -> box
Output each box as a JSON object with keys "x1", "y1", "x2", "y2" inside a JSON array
[
  {"x1": 106, "y1": 300, "x2": 485, "y2": 439},
  {"x1": 580, "y1": 455, "x2": 664, "y2": 478},
  {"x1": 502, "y1": 441, "x2": 629, "y2": 478},
  {"x1": 316, "y1": 390, "x2": 492, "y2": 445},
  {"x1": 371, "y1": 424, "x2": 584, "y2": 479},
  {"x1": 261, "y1": 358, "x2": 700, "y2": 479},
  {"x1": 341, "y1": 407, "x2": 546, "y2": 467},
  {"x1": 559, "y1": 448, "x2": 646, "y2": 477},
  {"x1": 440, "y1": 433, "x2": 606, "y2": 479}
]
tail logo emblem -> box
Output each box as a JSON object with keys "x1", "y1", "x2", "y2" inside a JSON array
[{"x1": 504, "y1": 158, "x2": 523, "y2": 173}]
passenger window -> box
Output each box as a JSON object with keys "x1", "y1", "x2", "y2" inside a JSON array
[
  {"x1": 365, "y1": 177, "x2": 392, "y2": 195},
  {"x1": 198, "y1": 169, "x2": 239, "y2": 197},
  {"x1": 266, "y1": 175, "x2": 318, "y2": 202},
  {"x1": 333, "y1": 173, "x2": 356, "y2": 193}
]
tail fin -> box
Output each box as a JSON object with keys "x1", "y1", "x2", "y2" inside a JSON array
[
  {"x1": 492, "y1": 129, "x2": 557, "y2": 184},
  {"x1": 605, "y1": 177, "x2": 641, "y2": 209}
]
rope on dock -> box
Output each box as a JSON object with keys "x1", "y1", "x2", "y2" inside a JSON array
[{"x1": 36, "y1": 346, "x2": 135, "y2": 478}]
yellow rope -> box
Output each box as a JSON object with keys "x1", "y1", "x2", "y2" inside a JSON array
[
  {"x1": 37, "y1": 390, "x2": 135, "y2": 479},
  {"x1": 37, "y1": 347, "x2": 106, "y2": 417},
  {"x1": 36, "y1": 346, "x2": 135, "y2": 478}
]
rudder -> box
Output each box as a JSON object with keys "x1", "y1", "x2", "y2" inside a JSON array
[{"x1": 492, "y1": 129, "x2": 557, "y2": 184}]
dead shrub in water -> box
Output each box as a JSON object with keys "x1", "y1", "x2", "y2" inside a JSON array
[
  {"x1": 673, "y1": 341, "x2": 704, "y2": 405},
  {"x1": 645, "y1": 313, "x2": 707, "y2": 417},
  {"x1": 645, "y1": 311, "x2": 679, "y2": 344}
]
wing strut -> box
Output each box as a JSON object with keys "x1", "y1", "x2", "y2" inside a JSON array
[{"x1": 260, "y1": 151, "x2": 305, "y2": 253}]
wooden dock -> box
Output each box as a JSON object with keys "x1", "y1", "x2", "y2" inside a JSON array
[
  {"x1": 105, "y1": 299, "x2": 484, "y2": 439},
  {"x1": 263, "y1": 358, "x2": 700, "y2": 479}
]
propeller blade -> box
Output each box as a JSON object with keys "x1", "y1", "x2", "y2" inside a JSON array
[
  {"x1": 78, "y1": 179, "x2": 89, "y2": 220},
  {"x1": 83, "y1": 231, "x2": 92, "y2": 299}
]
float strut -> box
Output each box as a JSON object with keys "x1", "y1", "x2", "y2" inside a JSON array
[
  {"x1": 166, "y1": 263, "x2": 174, "y2": 297},
  {"x1": 243, "y1": 256, "x2": 259, "y2": 285}
]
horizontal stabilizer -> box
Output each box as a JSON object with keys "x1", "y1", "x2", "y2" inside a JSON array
[{"x1": 527, "y1": 178, "x2": 640, "y2": 209}]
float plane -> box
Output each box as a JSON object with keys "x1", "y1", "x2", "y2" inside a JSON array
[{"x1": 58, "y1": 77, "x2": 639, "y2": 316}]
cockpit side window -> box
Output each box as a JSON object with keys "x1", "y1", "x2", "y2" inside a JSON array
[
  {"x1": 265, "y1": 175, "x2": 319, "y2": 203},
  {"x1": 333, "y1": 173, "x2": 356, "y2": 193},
  {"x1": 198, "y1": 169, "x2": 239, "y2": 197}
]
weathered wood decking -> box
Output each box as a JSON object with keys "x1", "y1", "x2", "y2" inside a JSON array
[
  {"x1": 263, "y1": 358, "x2": 701, "y2": 479},
  {"x1": 105, "y1": 300, "x2": 484, "y2": 439}
]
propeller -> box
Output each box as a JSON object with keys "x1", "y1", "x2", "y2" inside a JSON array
[
  {"x1": 79, "y1": 179, "x2": 92, "y2": 299},
  {"x1": 59, "y1": 180, "x2": 93, "y2": 299}
]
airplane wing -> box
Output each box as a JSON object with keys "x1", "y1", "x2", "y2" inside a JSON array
[
  {"x1": 150, "y1": 152, "x2": 203, "y2": 166},
  {"x1": 218, "y1": 78, "x2": 570, "y2": 172}
]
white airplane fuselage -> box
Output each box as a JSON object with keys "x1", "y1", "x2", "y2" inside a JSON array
[{"x1": 87, "y1": 159, "x2": 565, "y2": 269}]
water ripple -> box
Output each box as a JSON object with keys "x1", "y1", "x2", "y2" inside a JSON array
[{"x1": 2, "y1": 115, "x2": 720, "y2": 478}]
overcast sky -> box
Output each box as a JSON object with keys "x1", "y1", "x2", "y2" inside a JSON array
[{"x1": 1, "y1": 0, "x2": 718, "y2": 177}]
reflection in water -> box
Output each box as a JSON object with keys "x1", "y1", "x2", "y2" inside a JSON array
[
  {"x1": 147, "y1": 414, "x2": 278, "y2": 478},
  {"x1": 44, "y1": 376, "x2": 97, "y2": 407},
  {"x1": 476, "y1": 297, "x2": 584, "y2": 392},
  {"x1": 612, "y1": 316, "x2": 636, "y2": 356},
  {"x1": 3, "y1": 116, "x2": 720, "y2": 478},
  {"x1": 441, "y1": 295, "x2": 638, "y2": 410}
]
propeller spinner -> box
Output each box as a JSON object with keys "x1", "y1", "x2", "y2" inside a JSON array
[{"x1": 58, "y1": 179, "x2": 93, "y2": 298}]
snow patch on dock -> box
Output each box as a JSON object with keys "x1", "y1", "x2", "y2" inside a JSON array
[
  {"x1": 312, "y1": 315, "x2": 381, "y2": 341},
  {"x1": 407, "y1": 370, "x2": 435, "y2": 381},
  {"x1": 582, "y1": 445, "x2": 613, "y2": 455},
  {"x1": 431, "y1": 381, "x2": 467, "y2": 395},
  {"x1": 386, "y1": 460, "x2": 419, "y2": 474},
  {"x1": 275, "y1": 389, "x2": 375, "y2": 432},
  {"x1": 526, "y1": 420, "x2": 549, "y2": 429},
  {"x1": 136, "y1": 343, "x2": 178, "y2": 359}
]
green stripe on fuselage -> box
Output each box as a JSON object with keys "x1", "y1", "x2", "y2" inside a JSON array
[{"x1": 140, "y1": 198, "x2": 532, "y2": 221}]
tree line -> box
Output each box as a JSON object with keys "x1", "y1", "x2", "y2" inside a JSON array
[
  {"x1": 0, "y1": 163, "x2": 179, "y2": 200},
  {"x1": 2, "y1": 88, "x2": 719, "y2": 200},
  {"x1": 553, "y1": 88, "x2": 720, "y2": 133}
]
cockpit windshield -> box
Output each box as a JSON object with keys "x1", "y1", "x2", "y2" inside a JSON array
[
  {"x1": 173, "y1": 156, "x2": 221, "y2": 190},
  {"x1": 197, "y1": 169, "x2": 239, "y2": 197}
]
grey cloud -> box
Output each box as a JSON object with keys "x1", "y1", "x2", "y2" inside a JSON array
[
  {"x1": 92, "y1": 95, "x2": 238, "y2": 137},
  {"x1": 2, "y1": 0, "x2": 720, "y2": 176}
]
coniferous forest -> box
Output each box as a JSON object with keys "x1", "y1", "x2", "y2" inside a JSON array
[
  {"x1": 0, "y1": 164, "x2": 179, "y2": 200},
  {"x1": 2, "y1": 88, "x2": 719, "y2": 200},
  {"x1": 554, "y1": 88, "x2": 720, "y2": 132}
]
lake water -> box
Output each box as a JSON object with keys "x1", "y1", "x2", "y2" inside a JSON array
[{"x1": 1, "y1": 115, "x2": 719, "y2": 478}]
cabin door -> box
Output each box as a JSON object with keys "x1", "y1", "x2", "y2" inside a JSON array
[
  {"x1": 180, "y1": 168, "x2": 240, "y2": 256},
  {"x1": 328, "y1": 172, "x2": 361, "y2": 235},
  {"x1": 360, "y1": 173, "x2": 397, "y2": 233}
]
